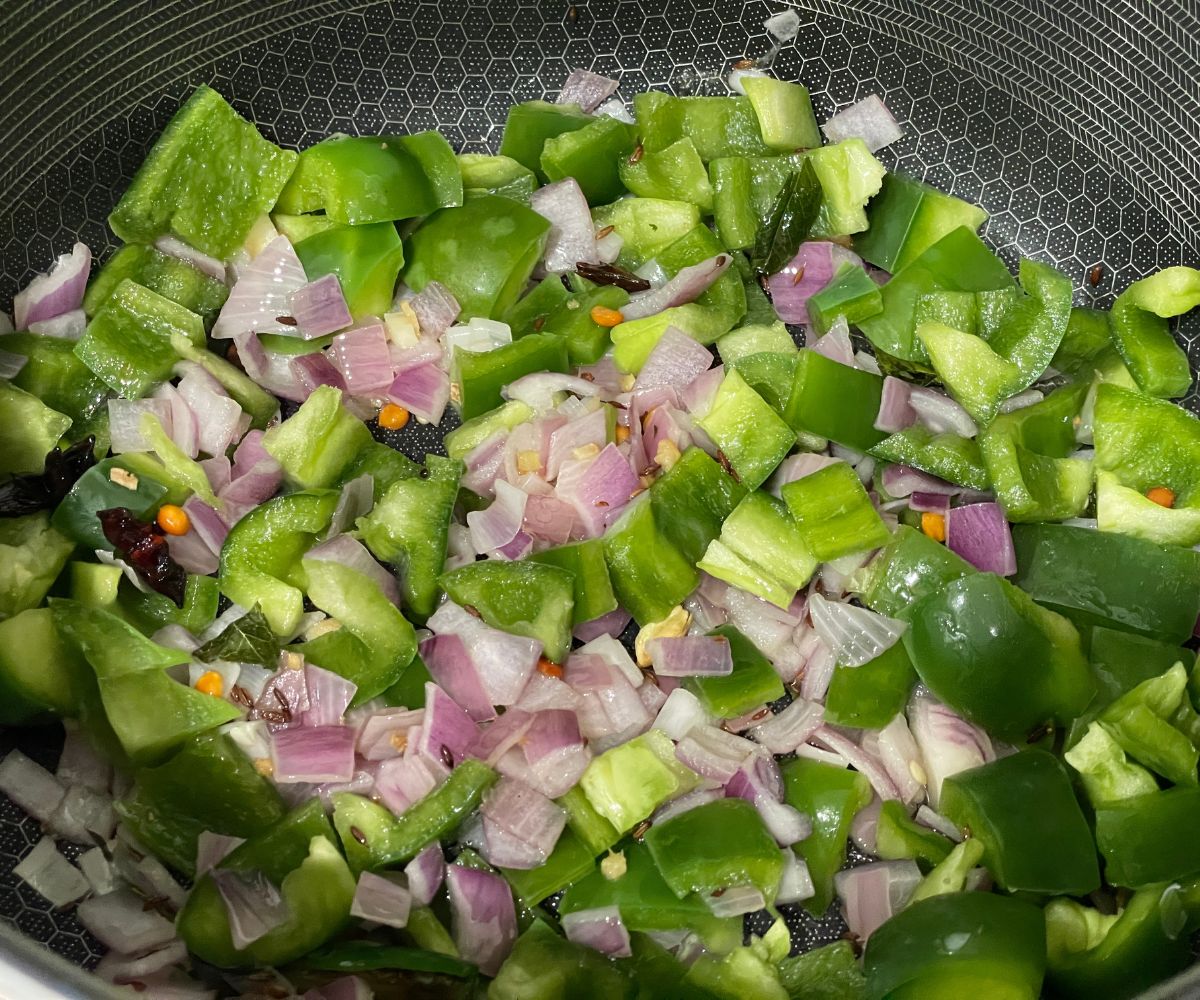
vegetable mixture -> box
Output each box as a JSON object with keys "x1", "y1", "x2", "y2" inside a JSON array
[{"x1": 3, "y1": 31, "x2": 1200, "y2": 1000}]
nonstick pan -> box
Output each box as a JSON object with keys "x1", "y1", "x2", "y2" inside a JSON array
[{"x1": 1, "y1": 0, "x2": 1199, "y2": 995}]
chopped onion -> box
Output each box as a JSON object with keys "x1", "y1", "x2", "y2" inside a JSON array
[
  {"x1": 622, "y1": 254, "x2": 733, "y2": 321},
  {"x1": 561, "y1": 904, "x2": 632, "y2": 958},
  {"x1": 481, "y1": 778, "x2": 567, "y2": 869},
  {"x1": 468, "y1": 480, "x2": 528, "y2": 556},
  {"x1": 812, "y1": 726, "x2": 901, "y2": 800},
  {"x1": 472, "y1": 709, "x2": 535, "y2": 765},
  {"x1": 593, "y1": 97, "x2": 634, "y2": 124},
  {"x1": 523, "y1": 493, "x2": 576, "y2": 545},
  {"x1": 809, "y1": 320, "x2": 856, "y2": 368},
  {"x1": 212, "y1": 235, "x2": 307, "y2": 340},
  {"x1": 177, "y1": 365, "x2": 244, "y2": 459},
  {"x1": 77, "y1": 889, "x2": 178, "y2": 954},
  {"x1": 505, "y1": 371, "x2": 603, "y2": 411},
  {"x1": 375, "y1": 754, "x2": 445, "y2": 816},
  {"x1": 776, "y1": 852, "x2": 815, "y2": 905},
  {"x1": 531, "y1": 178, "x2": 598, "y2": 273},
  {"x1": 652, "y1": 786, "x2": 723, "y2": 825},
  {"x1": 446, "y1": 865, "x2": 518, "y2": 977},
  {"x1": 0, "y1": 749, "x2": 65, "y2": 822},
  {"x1": 706, "y1": 884, "x2": 766, "y2": 918},
  {"x1": 411, "y1": 281, "x2": 461, "y2": 338},
  {"x1": 907, "y1": 690, "x2": 994, "y2": 809},
  {"x1": 56, "y1": 724, "x2": 112, "y2": 791},
  {"x1": 821, "y1": 95, "x2": 904, "y2": 153},
  {"x1": 388, "y1": 361, "x2": 450, "y2": 425},
  {"x1": 675, "y1": 725, "x2": 753, "y2": 783},
  {"x1": 747, "y1": 698, "x2": 823, "y2": 754},
  {"x1": 878, "y1": 463, "x2": 959, "y2": 499},
  {"x1": 875, "y1": 714, "x2": 928, "y2": 808},
  {"x1": 28, "y1": 308, "x2": 87, "y2": 339},
  {"x1": 462, "y1": 432, "x2": 507, "y2": 498},
  {"x1": 108, "y1": 397, "x2": 174, "y2": 454},
  {"x1": 909, "y1": 385, "x2": 978, "y2": 438},
  {"x1": 767, "y1": 242, "x2": 862, "y2": 325},
  {"x1": 834, "y1": 860, "x2": 922, "y2": 942},
  {"x1": 809, "y1": 593, "x2": 906, "y2": 667},
  {"x1": 768, "y1": 452, "x2": 841, "y2": 496},
  {"x1": 653, "y1": 688, "x2": 710, "y2": 741},
  {"x1": 558, "y1": 69, "x2": 620, "y2": 113},
  {"x1": 428, "y1": 601, "x2": 542, "y2": 707},
  {"x1": 405, "y1": 844, "x2": 445, "y2": 907},
  {"x1": 351, "y1": 870, "x2": 412, "y2": 928},
  {"x1": 211, "y1": 868, "x2": 290, "y2": 949},
  {"x1": 326, "y1": 473, "x2": 374, "y2": 541},
  {"x1": 546, "y1": 404, "x2": 607, "y2": 480},
  {"x1": 299, "y1": 664, "x2": 358, "y2": 728},
  {"x1": 574, "y1": 608, "x2": 632, "y2": 644},
  {"x1": 271, "y1": 726, "x2": 357, "y2": 783},
  {"x1": 444, "y1": 316, "x2": 512, "y2": 356},
  {"x1": 679, "y1": 363, "x2": 724, "y2": 417},
  {"x1": 850, "y1": 797, "x2": 882, "y2": 854},
  {"x1": 596, "y1": 228, "x2": 624, "y2": 263},
  {"x1": 874, "y1": 376, "x2": 918, "y2": 433},
  {"x1": 152, "y1": 233, "x2": 227, "y2": 281},
  {"x1": 357, "y1": 707, "x2": 424, "y2": 760},
  {"x1": 566, "y1": 652, "x2": 652, "y2": 745},
  {"x1": 196, "y1": 832, "x2": 246, "y2": 876},
  {"x1": 47, "y1": 785, "x2": 115, "y2": 845},
  {"x1": 421, "y1": 633, "x2": 497, "y2": 723},
  {"x1": 417, "y1": 681, "x2": 481, "y2": 767},
  {"x1": 289, "y1": 273, "x2": 352, "y2": 338},
  {"x1": 329, "y1": 321, "x2": 394, "y2": 396},
  {"x1": 946, "y1": 502, "x2": 1017, "y2": 576},
  {"x1": 646, "y1": 635, "x2": 733, "y2": 678},
  {"x1": 907, "y1": 492, "x2": 950, "y2": 515},
  {"x1": 915, "y1": 805, "x2": 964, "y2": 843},
  {"x1": 95, "y1": 941, "x2": 189, "y2": 987},
  {"x1": 306, "y1": 533, "x2": 400, "y2": 607},
  {"x1": 557, "y1": 443, "x2": 641, "y2": 536},
  {"x1": 13, "y1": 242, "x2": 91, "y2": 329},
  {"x1": 636, "y1": 326, "x2": 714, "y2": 392},
  {"x1": 13, "y1": 838, "x2": 90, "y2": 907}
]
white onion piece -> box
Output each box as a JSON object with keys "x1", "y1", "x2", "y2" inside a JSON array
[
  {"x1": 653, "y1": 688, "x2": 710, "y2": 741},
  {"x1": 909, "y1": 385, "x2": 978, "y2": 438},
  {"x1": 558, "y1": 69, "x2": 620, "y2": 113},
  {"x1": 77, "y1": 847, "x2": 119, "y2": 896},
  {"x1": 107, "y1": 397, "x2": 174, "y2": 454},
  {"x1": 13, "y1": 838, "x2": 89, "y2": 907},
  {"x1": 776, "y1": 852, "x2": 815, "y2": 905},
  {"x1": 530, "y1": 178, "x2": 598, "y2": 273},
  {"x1": 809, "y1": 593, "x2": 906, "y2": 668},
  {"x1": 907, "y1": 690, "x2": 995, "y2": 809},
  {"x1": 915, "y1": 805, "x2": 965, "y2": 843},
  {"x1": 706, "y1": 885, "x2": 766, "y2": 918},
  {"x1": 95, "y1": 940, "x2": 189, "y2": 986},
  {"x1": 593, "y1": 97, "x2": 635, "y2": 124},
  {"x1": 28, "y1": 308, "x2": 87, "y2": 339},
  {"x1": 351, "y1": 870, "x2": 412, "y2": 929},
  {"x1": 155, "y1": 235, "x2": 227, "y2": 282},
  {"x1": 504, "y1": 371, "x2": 602, "y2": 411},
  {"x1": 621, "y1": 254, "x2": 733, "y2": 321},
  {"x1": 212, "y1": 235, "x2": 307, "y2": 340},
  {"x1": 0, "y1": 750, "x2": 65, "y2": 822},
  {"x1": 56, "y1": 723, "x2": 112, "y2": 791},
  {"x1": 821, "y1": 95, "x2": 904, "y2": 153},
  {"x1": 77, "y1": 889, "x2": 178, "y2": 954},
  {"x1": 47, "y1": 785, "x2": 115, "y2": 844},
  {"x1": 874, "y1": 714, "x2": 927, "y2": 808},
  {"x1": 748, "y1": 697, "x2": 824, "y2": 754}
]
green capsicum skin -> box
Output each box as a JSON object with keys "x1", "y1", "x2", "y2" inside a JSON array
[
  {"x1": 404, "y1": 194, "x2": 551, "y2": 320},
  {"x1": 498, "y1": 100, "x2": 592, "y2": 180},
  {"x1": 870, "y1": 429, "x2": 991, "y2": 492},
  {"x1": 784, "y1": 348, "x2": 887, "y2": 452},
  {"x1": 730, "y1": 351, "x2": 799, "y2": 416},
  {"x1": 538, "y1": 283, "x2": 630, "y2": 366},
  {"x1": 634, "y1": 91, "x2": 773, "y2": 161},
  {"x1": 807, "y1": 263, "x2": 884, "y2": 334},
  {"x1": 1107, "y1": 266, "x2": 1197, "y2": 398},
  {"x1": 781, "y1": 460, "x2": 892, "y2": 562},
  {"x1": 685, "y1": 625, "x2": 785, "y2": 719},
  {"x1": 874, "y1": 799, "x2": 953, "y2": 869},
  {"x1": 904, "y1": 572, "x2": 1094, "y2": 742},
  {"x1": 299, "y1": 939, "x2": 476, "y2": 982},
  {"x1": 81, "y1": 243, "x2": 229, "y2": 326},
  {"x1": 776, "y1": 940, "x2": 868, "y2": 1000},
  {"x1": 119, "y1": 572, "x2": 220, "y2": 636},
  {"x1": 986, "y1": 258, "x2": 1073, "y2": 389},
  {"x1": 336, "y1": 440, "x2": 421, "y2": 503},
  {"x1": 1093, "y1": 381, "x2": 1200, "y2": 502},
  {"x1": 276, "y1": 132, "x2": 462, "y2": 224},
  {"x1": 579, "y1": 730, "x2": 700, "y2": 835},
  {"x1": 1095, "y1": 664, "x2": 1197, "y2": 788},
  {"x1": 557, "y1": 785, "x2": 622, "y2": 857},
  {"x1": 458, "y1": 151, "x2": 538, "y2": 203},
  {"x1": 456, "y1": 333, "x2": 570, "y2": 420},
  {"x1": 1045, "y1": 885, "x2": 1191, "y2": 1000},
  {"x1": 591, "y1": 197, "x2": 702, "y2": 270},
  {"x1": 489, "y1": 919, "x2": 636, "y2": 1000},
  {"x1": 331, "y1": 758, "x2": 498, "y2": 870},
  {"x1": 939, "y1": 749, "x2": 1100, "y2": 895},
  {"x1": 1012, "y1": 523, "x2": 1200, "y2": 644},
  {"x1": 540, "y1": 115, "x2": 637, "y2": 205},
  {"x1": 781, "y1": 757, "x2": 873, "y2": 916},
  {"x1": 177, "y1": 800, "x2": 355, "y2": 969},
  {"x1": 0, "y1": 513, "x2": 76, "y2": 619},
  {"x1": 709, "y1": 156, "x2": 758, "y2": 249},
  {"x1": 0, "y1": 332, "x2": 109, "y2": 436},
  {"x1": 1051, "y1": 306, "x2": 1114, "y2": 376},
  {"x1": 856, "y1": 524, "x2": 975, "y2": 619},
  {"x1": 914, "y1": 289, "x2": 980, "y2": 338},
  {"x1": 649, "y1": 446, "x2": 748, "y2": 565},
  {"x1": 602, "y1": 493, "x2": 699, "y2": 626},
  {"x1": 529, "y1": 540, "x2": 618, "y2": 628},
  {"x1": 656, "y1": 224, "x2": 747, "y2": 329},
  {"x1": 499, "y1": 827, "x2": 595, "y2": 908},
  {"x1": 115, "y1": 731, "x2": 286, "y2": 877},
  {"x1": 294, "y1": 220, "x2": 407, "y2": 320},
  {"x1": 862, "y1": 892, "x2": 1046, "y2": 1000},
  {"x1": 1095, "y1": 787, "x2": 1200, "y2": 888},
  {"x1": 262, "y1": 385, "x2": 373, "y2": 490},
  {"x1": 439, "y1": 559, "x2": 575, "y2": 663},
  {"x1": 0, "y1": 608, "x2": 83, "y2": 724},
  {"x1": 619, "y1": 137, "x2": 714, "y2": 210},
  {"x1": 643, "y1": 798, "x2": 784, "y2": 901},
  {"x1": 824, "y1": 643, "x2": 918, "y2": 730}
]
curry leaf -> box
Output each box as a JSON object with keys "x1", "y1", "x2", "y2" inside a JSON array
[
  {"x1": 752, "y1": 159, "x2": 824, "y2": 277},
  {"x1": 195, "y1": 604, "x2": 280, "y2": 667}
]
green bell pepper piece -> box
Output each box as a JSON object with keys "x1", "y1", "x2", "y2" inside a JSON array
[
  {"x1": 635, "y1": 91, "x2": 772, "y2": 161},
  {"x1": 805, "y1": 140, "x2": 887, "y2": 238},
  {"x1": 611, "y1": 303, "x2": 734, "y2": 373},
  {"x1": 874, "y1": 798, "x2": 953, "y2": 868},
  {"x1": 541, "y1": 115, "x2": 636, "y2": 205},
  {"x1": 456, "y1": 333, "x2": 569, "y2": 420},
  {"x1": 781, "y1": 461, "x2": 891, "y2": 562},
  {"x1": 537, "y1": 283, "x2": 629, "y2": 366},
  {"x1": 870, "y1": 428, "x2": 991, "y2": 491},
  {"x1": 684, "y1": 625, "x2": 785, "y2": 719},
  {"x1": 1095, "y1": 663, "x2": 1197, "y2": 787},
  {"x1": 300, "y1": 938, "x2": 473, "y2": 980},
  {"x1": 824, "y1": 643, "x2": 918, "y2": 729},
  {"x1": 138, "y1": 413, "x2": 217, "y2": 506},
  {"x1": 489, "y1": 919, "x2": 634, "y2": 1000},
  {"x1": 116, "y1": 731, "x2": 285, "y2": 876},
  {"x1": 218, "y1": 489, "x2": 338, "y2": 636},
  {"x1": 52, "y1": 600, "x2": 240, "y2": 765},
  {"x1": 618, "y1": 137, "x2": 714, "y2": 211},
  {"x1": 857, "y1": 524, "x2": 974, "y2": 618},
  {"x1": 294, "y1": 221, "x2": 406, "y2": 320},
  {"x1": 1096, "y1": 469, "x2": 1200, "y2": 547},
  {"x1": 859, "y1": 227, "x2": 1014, "y2": 365},
  {"x1": 781, "y1": 757, "x2": 873, "y2": 915},
  {"x1": 0, "y1": 513, "x2": 74, "y2": 619},
  {"x1": 404, "y1": 195, "x2": 550, "y2": 320},
  {"x1": 50, "y1": 456, "x2": 168, "y2": 550},
  {"x1": 630, "y1": 933, "x2": 725, "y2": 1000},
  {"x1": 530, "y1": 540, "x2": 617, "y2": 628},
  {"x1": 602, "y1": 494, "x2": 698, "y2": 626},
  {"x1": 1093, "y1": 381, "x2": 1200, "y2": 504},
  {"x1": 558, "y1": 785, "x2": 622, "y2": 857},
  {"x1": 644, "y1": 797, "x2": 783, "y2": 900},
  {"x1": 904, "y1": 572, "x2": 1094, "y2": 741},
  {"x1": 75, "y1": 279, "x2": 204, "y2": 398},
  {"x1": 647, "y1": 446, "x2": 747, "y2": 565},
  {"x1": 777, "y1": 940, "x2": 867, "y2": 1000},
  {"x1": 939, "y1": 749, "x2": 1100, "y2": 894},
  {"x1": 807, "y1": 263, "x2": 884, "y2": 335},
  {"x1": 276, "y1": 132, "x2": 461, "y2": 224},
  {"x1": 976, "y1": 286, "x2": 1022, "y2": 340},
  {"x1": 1107, "y1": 266, "x2": 1197, "y2": 398},
  {"x1": 0, "y1": 333, "x2": 109, "y2": 442},
  {"x1": 83, "y1": 243, "x2": 229, "y2": 326},
  {"x1": 500, "y1": 827, "x2": 595, "y2": 907},
  {"x1": 909, "y1": 838, "x2": 985, "y2": 902},
  {"x1": 1051, "y1": 306, "x2": 1113, "y2": 376},
  {"x1": 590, "y1": 197, "x2": 702, "y2": 269},
  {"x1": 686, "y1": 947, "x2": 788, "y2": 1000},
  {"x1": 1045, "y1": 886, "x2": 1190, "y2": 1000},
  {"x1": 864, "y1": 892, "x2": 1046, "y2": 1000},
  {"x1": 358, "y1": 455, "x2": 462, "y2": 621},
  {"x1": 262, "y1": 385, "x2": 372, "y2": 490},
  {"x1": 580, "y1": 730, "x2": 699, "y2": 835},
  {"x1": 709, "y1": 156, "x2": 758, "y2": 250},
  {"x1": 331, "y1": 759, "x2": 498, "y2": 869},
  {"x1": 855, "y1": 172, "x2": 988, "y2": 274},
  {"x1": 731, "y1": 351, "x2": 799, "y2": 415},
  {"x1": 739, "y1": 76, "x2": 821, "y2": 152},
  {"x1": 917, "y1": 321, "x2": 1022, "y2": 425},
  {"x1": 379, "y1": 652, "x2": 431, "y2": 710},
  {"x1": 1012, "y1": 523, "x2": 1200, "y2": 643},
  {"x1": 1096, "y1": 787, "x2": 1200, "y2": 888},
  {"x1": 717, "y1": 322, "x2": 795, "y2": 364},
  {"x1": 0, "y1": 607, "x2": 84, "y2": 723},
  {"x1": 336, "y1": 440, "x2": 420, "y2": 503},
  {"x1": 499, "y1": 100, "x2": 592, "y2": 180},
  {"x1": 458, "y1": 152, "x2": 537, "y2": 203},
  {"x1": 783, "y1": 349, "x2": 887, "y2": 452},
  {"x1": 1065, "y1": 722, "x2": 1159, "y2": 806},
  {"x1": 0, "y1": 382, "x2": 71, "y2": 475},
  {"x1": 697, "y1": 369, "x2": 794, "y2": 491},
  {"x1": 915, "y1": 289, "x2": 980, "y2": 337},
  {"x1": 444, "y1": 400, "x2": 533, "y2": 460},
  {"x1": 108, "y1": 84, "x2": 297, "y2": 259},
  {"x1": 502, "y1": 274, "x2": 572, "y2": 336},
  {"x1": 119, "y1": 572, "x2": 220, "y2": 636},
  {"x1": 985, "y1": 258, "x2": 1073, "y2": 389},
  {"x1": 440, "y1": 559, "x2": 574, "y2": 663}
]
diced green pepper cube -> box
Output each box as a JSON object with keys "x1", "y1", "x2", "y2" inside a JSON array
[
  {"x1": 781, "y1": 461, "x2": 891, "y2": 561},
  {"x1": 618, "y1": 137, "x2": 714, "y2": 211},
  {"x1": 698, "y1": 369, "x2": 795, "y2": 491},
  {"x1": 456, "y1": 333, "x2": 570, "y2": 420},
  {"x1": 499, "y1": 100, "x2": 592, "y2": 181},
  {"x1": 684, "y1": 625, "x2": 785, "y2": 718},
  {"x1": 580, "y1": 730, "x2": 699, "y2": 834},
  {"x1": 83, "y1": 244, "x2": 229, "y2": 327},
  {"x1": 784, "y1": 349, "x2": 887, "y2": 453},
  {"x1": 457, "y1": 152, "x2": 538, "y2": 204},
  {"x1": 541, "y1": 116, "x2": 637, "y2": 205},
  {"x1": 261, "y1": 385, "x2": 372, "y2": 490},
  {"x1": 807, "y1": 263, "x2": 884, "y2": 335},
  {"x1": 295, "y1": 221, "x2": 406, "y2": 320},
  {"x1": 530, "y1": 540, "x2": 618, "y2": 628},
  {"x1": 740, "y1": 77, "x2": 821, "y2": 152}
]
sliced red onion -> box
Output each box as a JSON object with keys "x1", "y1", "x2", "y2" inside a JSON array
[
  {"x1": 776, "y1": 852, "x2": 816, "y2": 905},
  {"x1": 558, "y1": 443, "x2": 641, "y2": 536},
  {"x1": 576, "y1": 355, "x2": 624, "y2": 395},
  {"x1": 574, "y1": 608, "x2": 632, "y2": 644},
  {"x1": 706, "y1": 885, "x2": 766, "y2": 918},
  {"x1": 812, "y1": 726, "x2": 901, "y2": 801},
  {"x1": 946, "y1": 502, "x2": 1017, "y2": 576},
  {"x1": 546, "y1": 405, "x2": 608, "y2": 481},
  {"x1": 182, "y1": 495, "x2": 229, "y2": 554},
  {"x1": 821, "y1": 95, "x2": 905, "y2": 153},
  {"x1": 809, "y1": 593, "x2": 906, "y2": 668},
  {"x1": 256, "y1": 666, "x2": 311, "y2": 725},
  {"x1": 13, "y1": 242, "x2": 91, "y2": 329},
  {"x1": 515, "y1": 672, "x2": 582, "y2": 715},
  {"x1": 679, "y1": 363, "x2": 724, "y2": 417},
  {"x1": 13, "y1": 838, "x2": 89, "y2": 906},
  {"x1": 446, "y1": 865, "x2": 517, "y2": 976},
  {"x1": 523, "y1": 493, "x2": 576, "y2": 545},
  {"x1": 558, "y1": 69, "x2": 620, "y2": 112},
  {"x1": 28, "y1": 308, "x2": 87, "y2": 339},
  {"x1": 467, "y1": 480, "x2": 528, "y2": 556},
  {"x1": 907, "y1": 690, "x2": 995, "y2": 809},
  {"x1": 417, "y1": 681, "x2": 481, "y2": 767},
  {"x1": 639, "y1": 681, "x2": 667, "y2": 716},
  {"x1": 375, "y1": 753, "x2": 446, "y2": 815},
  {"x1": 531, "y1": 178, "x2": 598, "y2": 273},
  {"x1": 195, "y1": 832, "x2": 245, "y2": 877},
  {"x1": 642, "y1": 404, "x2": 693, "y2": 467},
  {"x1": 271, "y1": 725, "x2": 357, "y2": 783},
  {"x1": 652, "y1": 786, "x2": 723, "y2": 825},
  {"x1": 577, "y1": 633, "x2": 644, "y2": 690},
  {"x1": 299, "y1": 664, "x2": 358, "y2": 728},
  {"x1": 153, "y1": 234, "x2": 227, "y2": 282},
  {"x1": 351, "y1": 870, "x2": 412, "y2": 929},
  {"x1": 748, "y1": 696, "x2": 825, "y2": 753},
  {"x1": 213, "y1": 236, "x2": 307, "y2": 340},
  {"x1": 767, "y1": 453, "x2": 841, "y2": 496},
  {"x1": 878, "y1": 463, "x2": 959, "y2": 499},
  {"x1": 593, "y1": 96, "x2": 634, "y2": 123},
  {"x1": 329, "y1": 322, "x2": 394, "y2": 396},
  {"x1": 768, "y1": 242, "x2": 862, "y2": 325},
  {"x1": 289, "y1": 274, "x2": 352, "y2": 339},
  {"x1": 561, "y1": 905, "x2": 632, "y2": 958},
  {"x1": 907, "y1": 492, "x2": 951, "y2": 515},
  {"x1": 411, "y1": 281, "x2": 461, "y2": 339},
  {"x1": 388, "y1": 362, "x2": 450, "y2": 425},
  {"x1": 874, "y1": 376, "x2": 918, "y2": 433},
  {"x1": 472, "y1": 709, "x2": 535, "y2": 765},
  {"x1": 150, "y1": 382, "x2": 199, "y2": 458},
  {"x1": 357, "y1": 708, "x2": 425, "y2": 760},
  {"x1": 635, "y1": 326, "x2": 715, "y2": 391},
  {"x1": 522, "y1": 709, "x2": 584, "y2": 764},
  {"x1": 524, "y1": 741, "x2": 592, "y2": 801},
  {"x1": 851, "y1": 797, "x2": 882, "y2": 855},
  {"x1": 237, "y1": 332, "x2": 309, "y2": 402},
  {"x1": 0, "y1": 750, "x2": 65, "y2": 823},
  {"x1": 211, "y1": 868, "x2": 290, "y2": 949},
  {"x1": 306, "y1": 534, "x2": 400, "y2": 607},
  {"x1": 675, "y1": 725, "x2": 753, "y2": 783},
  {"x1": 177, "y1": 366, "x2": 244, "y2": 459},
  {"x1": 77, "y1": 889, "x2": 178, "y2": 954},
  {"x1": 653, "y1": 688, "x2": 710, "y2": 741},
  {"x1": 290, "y1": 351, "x2": 346, "y2": 397},
  {"x1": 480, "y1": 777, "x2": 567, "y2": 869},
  {"x1": 646, "y1": 635, "x2": 733, "y2": 678},
  {"x1": 0, "y1": 349, "x2": 26, "y2": 379},
  {"x1": 506, "y1": 372, "x2": 603, "y2": 412},
  {"x1": 834, "y1": 860, "x2": 922, "y2": 943},
  {"x1": 420, "y1": 633, "x2": 497, "y2": 723},
  {"x1": 95, "y1": 940, "x2": 189, "y2": 986},
  {"x1": 463, "y1": 432, "x2": 508, "y2": 498},
  {"x1": 909, "y1": 385, "x2": 978, "y2": 438},
  {"x1": 874, "y1": 714, "x2": 927, "y2": 808},
  {"x1": 405, "y1": 843, "x2": 445, "y2": 907},
  {"x1": 809, "y1": 322, "x2": 856, "y2": 367},
  {"x1": 427, "y1": 601, "x2": 542, "y2": 708},
  {"x1": 915, "y1": 804, "x2": 965, "y2": 843},
  {"x1": 622, "y1": 254, "x2": 733, "y2": 321},
  {"x1": 566, "y1": 652, "x2": 652, "y2": 744},
  {"x1": 107, "y1": 398, "x2": 174, "y2": 454}
]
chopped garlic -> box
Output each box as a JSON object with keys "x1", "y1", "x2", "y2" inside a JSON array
[
  {"x1": 620, "y1": 373, "x2": 636, "y2": 392},
  {"x1": 253, "y1": 758, "x2": 274, "y2": 777},
  {"x1": 655, "y1": 439, "x2": 682, "y2": 471},
  {"x1": 108, "y1": 467, "x2": 139, "y2": 490},
  {"x1": 282, "y1": 651, "x2": 306, "y2": 672},
  {"x1": 909, "y1": 759, "x2": 929, "y2": 786},
  {"x1": 384, "y1": 301, "x2": 421, "y2": 347},
  {"x1": 600, "y1": 850, "x2": 627, "y2": 881},
  {"x1": 571, "y1": 442, "x2": 601, "y2": 462},
  {"x1": 635, "y1": 605, "x2": 692, "y2": 666},
  {"x1": 304, "y1": 617, "x2": 342, "y2": 642},
  {"x1": 517, "y1": 450, "x2": 543, "y2": 475}
]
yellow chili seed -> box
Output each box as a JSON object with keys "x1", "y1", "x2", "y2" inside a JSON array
[
  {"x1": 590, "y1": 305, "x2": 624, "y2": 328},
  {"x1": 156, "y1": 504, "x2": 190, "y2": 536},
  {"x1": 378, "y1": 403, "x2": 410, "y2": 430}
]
